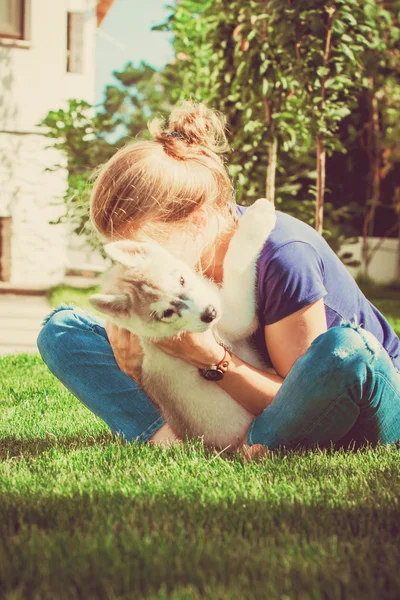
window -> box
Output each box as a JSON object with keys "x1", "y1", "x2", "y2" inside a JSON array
[
  {"x1": 66, "y1": 12, "x2": 85, "y2": 74},
  {"x1": 0, "y1": 0, "x2": 24, "y2": 39}
]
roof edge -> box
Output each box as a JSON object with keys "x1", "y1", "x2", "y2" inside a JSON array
[{"x1": 97, "y1": 0, "x2": 115, "y2": 27}]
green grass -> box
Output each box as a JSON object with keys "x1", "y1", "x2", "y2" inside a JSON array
[
  {"x1": 1, "y1": 353, "x2": 400, "y2": 600},
  {"x1": 48, "y1": 283, "x2": 101, "y2": 315},
  {"x1": 0, "y1": 284, "x2": 399, "y2": 598},
  {"x1": 358, "y1": 283, "x2": 400, "y2": 337}
]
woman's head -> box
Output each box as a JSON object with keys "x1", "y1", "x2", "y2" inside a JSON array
[{"x1": 89, "y1": 101, "x2": 237, "y2": 269}]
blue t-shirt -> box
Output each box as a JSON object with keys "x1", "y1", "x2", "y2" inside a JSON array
[{"x1": 236, "y1": 206, "x2": 400, "y2": 371}]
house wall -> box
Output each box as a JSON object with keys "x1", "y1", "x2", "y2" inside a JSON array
[
  {"x1": 0, "y1": 0, "x2": 97, "y2": 287},
  {"x1": 67, "y1": 230, "x2": 110, "y2": 273}
]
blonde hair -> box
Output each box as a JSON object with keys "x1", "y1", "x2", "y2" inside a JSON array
[{"x1": 89, "y1": 101, "x2": 237, "y2": 266}]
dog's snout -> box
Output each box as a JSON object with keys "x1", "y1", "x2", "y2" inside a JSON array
[{"x1": 200, "y1": 305, "x2": 217, "y2": 323}]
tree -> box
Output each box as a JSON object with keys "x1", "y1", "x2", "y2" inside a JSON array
[
  {"x1": 157, "y1": 0, "x2": 400, "y2": 237},
  {"x1": 39, "y1": 61, "x2": 179, "y2": 250},
  {"x1": 41, "y1": 0, "x2": 400, "y2": 270},
  {"x1": 358, "y1": 0, "x2": 400, "y2": 278},
  {"x1": 157, "y1": 0, "x2": 312, "y2": 209},
  {"x1": 285, "y1": 0, "x2": 373, "y2": 233}
]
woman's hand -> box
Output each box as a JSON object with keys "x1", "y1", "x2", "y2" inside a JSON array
[
  {"x1": 105, "y1": 320, "x2": 144, "y2": 382},
  {"x1": 153, "y1": 329, "x2": 225, "y2": 369}
]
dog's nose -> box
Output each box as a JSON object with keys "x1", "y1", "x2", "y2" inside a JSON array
[{"x1": 200, "y1": 305, "x2": 217, "y2": 323}]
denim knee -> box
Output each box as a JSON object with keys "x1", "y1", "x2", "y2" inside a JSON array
[
  {"x1": 312, "y1": 323, "x2": 383, "y2": 382},
  {"x1": 37, "y1": 304, "x2": 94, "y2": 369}
]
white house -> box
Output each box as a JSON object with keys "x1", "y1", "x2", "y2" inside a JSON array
[{"x1": 0, "y1": 0, "x2": 114, "y2": 289}]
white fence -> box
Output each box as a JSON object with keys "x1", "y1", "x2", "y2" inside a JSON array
[{"x1": 340, "y1": 237, "x2": 400, "y2": 284}]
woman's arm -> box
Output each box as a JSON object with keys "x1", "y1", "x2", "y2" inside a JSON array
[
  {"x1": 264, "y1": 298, "x2": 327, "y2": 378},
  {"x1": 216, "y1": 354, "x2": 283, "y2": 416},
  {"x1": 216, "y1": 299, "x2": 327, "y2": 414}
]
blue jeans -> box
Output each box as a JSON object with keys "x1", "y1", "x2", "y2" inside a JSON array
[{"x1": 37, "y1": 305, "x2": 400, "y2": 449}]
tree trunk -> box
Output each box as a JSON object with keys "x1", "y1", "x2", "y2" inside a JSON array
[
  {"x1": 314, "y1": 3, "x2": 334, "y2": 235},
  {"x1": 315, "y1": 134, "x2": 326, "y2": 234},
  {"x1": 396, "y1": 212, "x2": 400, "y2": 284},
  {"x1": 367, "y1": 93, "x2": 380, "y2": 238},
  {"x1": 362, "y1": 88, "x2": 381, "y2": 278},
  {"x1": 266, "y1": 136, "x2": 278, "y2": 205},
  {"x1": 361, "y1": 215, "x2": 370, "y2": 279}
]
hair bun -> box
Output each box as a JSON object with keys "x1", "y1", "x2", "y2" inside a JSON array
[{"x1": 148, "y1": 100, "x2": 230, "y2": 157}]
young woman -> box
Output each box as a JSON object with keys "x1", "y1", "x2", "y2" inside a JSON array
[{"x1": 37, "y1": 101, "x2": 400, "y2": 452}]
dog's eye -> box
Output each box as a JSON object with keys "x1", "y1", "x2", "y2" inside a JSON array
[
  {"x1": 180, "y1": 276, "x2": 185, "y2": 287},
  {"x1": 162, "y1": 309, "x2": 175, "y2": 319}
]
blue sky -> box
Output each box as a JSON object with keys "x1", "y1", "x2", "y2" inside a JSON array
[{"x1": 95, "y1": 0, "x2": 174, "y2": 104}]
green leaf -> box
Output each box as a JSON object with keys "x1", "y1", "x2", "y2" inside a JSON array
[
  {"x1": 340, "y1": 12, "x2": 357, "y2": 26},
  {"x1": 317, "y1": 67, "x2": 329, "y2": 78},
  {"x1": 340, "y1": 44, "x2": 356, "y2": 62}
]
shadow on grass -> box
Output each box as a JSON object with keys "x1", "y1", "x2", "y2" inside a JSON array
[
  {"x1": 0, "y1": 433, "x2": 119, "y2": 460},
  {"x1": 1, "y1": 488, "x2": 400, "y2": 536},
  {"x1": 0, "y1": 490, "x2": 399, "y2": 599},
  {"x1": 1, "y1": 431, "x2": 399, "y2": 462}
]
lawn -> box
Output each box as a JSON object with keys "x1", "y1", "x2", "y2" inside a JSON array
[{"x1": 0, "y1": 283, "x2": 399, "y2": 599}]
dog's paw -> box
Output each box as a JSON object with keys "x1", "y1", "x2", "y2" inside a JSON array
[
  {"x1": 238, "y1": 443, "x2": 271, "y2": 463},
  {"x1": 237, "y1": 198, "x2": 276, "y2": 244}
]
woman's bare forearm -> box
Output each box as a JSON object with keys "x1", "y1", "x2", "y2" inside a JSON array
[{"x1": 216, "y1": 353, "x2": 283, "y2": 415}]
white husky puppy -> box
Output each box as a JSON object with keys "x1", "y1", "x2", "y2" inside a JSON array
[{"x1": 89, "y1": 199, "x2": 276, "y2": 451}]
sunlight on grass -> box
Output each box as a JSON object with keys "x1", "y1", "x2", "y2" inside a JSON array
[
  {"x1": 49, "y1": 283, "x2": 102, "y2": 316},
  {"x1": 361, "y1": 288, "x2": 400, "y2": 337}
]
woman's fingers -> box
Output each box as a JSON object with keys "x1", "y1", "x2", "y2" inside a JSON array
[
  {"x1": 104, "y1": 319, "x2": 113, "y2": 341},
  {"x1": 105, "y1": 320, "x2": 143, "y2": 381},
  {"x1": 106, "y1": 320, "x2": 130, "y2": 349},
  {"x1": 119, "y1": 326, "x2": 131, "y2": 349},
  {"x1": 129, "y1": 331, "x2": 143, "y2": 353},
  {"x1": 106, "y1": 320, "x2": 120, "y2": 347}
]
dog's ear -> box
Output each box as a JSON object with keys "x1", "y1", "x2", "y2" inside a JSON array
[
  {"x1": 104, "y1": 241, "x2": 153, "y2": 268},
  {"x1": 88, "y1": 293, "x2": 130, "y2": 318}
]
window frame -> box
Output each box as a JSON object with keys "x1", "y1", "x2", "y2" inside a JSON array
[
  {"x1": 0, "y1": 217, "x2": 12, "y2": 283},
  {"x1": 66, "y1": 11, "x2": 85, "y2": 75},
  {"x1": 0, "y1": 0, "x2": 31, "y2": 45}
]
